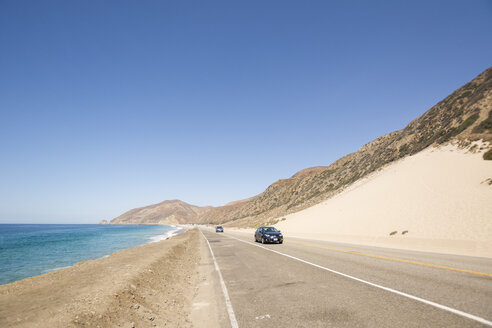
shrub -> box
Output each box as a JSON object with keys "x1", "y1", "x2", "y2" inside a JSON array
[
  {"x1": 473, "y1": 110, "x2": 492, "y2": 134},
  {"x1": 457, "y1": 90, "x2": 472, "y2": 99},
  {"x1": 484, "y1": 149, "x2": 492, "y2": 160},
  {"x1": 398, "y1": 143, "x2": 409, "y2": 155},
  {"x1": 438, "y1": 113, "x2": 479, "y2": 143},
  {"x1": 389, "y1": 231, "x2": 398, "y2": 236},
  {"x1": 319, "y1": 169, "x2": 335, "y2": 179}
]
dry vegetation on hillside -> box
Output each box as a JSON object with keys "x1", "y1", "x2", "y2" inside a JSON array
[{"x1": 197, "y1": 67, "x2": 492, "y2": 227}]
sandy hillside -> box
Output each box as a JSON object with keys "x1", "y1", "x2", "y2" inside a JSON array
[{"x1": 276, "y1": 142, "x2": 492, "y2": 258}]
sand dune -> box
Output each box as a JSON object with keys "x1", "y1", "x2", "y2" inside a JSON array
[{"x1": 276, "y1": 142, "x2": 492, "y2": 258}]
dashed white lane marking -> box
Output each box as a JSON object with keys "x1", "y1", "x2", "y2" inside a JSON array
[
  {"x1": 226, "y1": 234, "x2": 492, "y2": 327},
  {"x1": 200, "y1": 230, "x2": 239, "y2": 328}
]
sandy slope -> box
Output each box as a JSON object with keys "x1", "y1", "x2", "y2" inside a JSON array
[{"x1": 276, "y1": 142, "x2": 492, "y2": 258}]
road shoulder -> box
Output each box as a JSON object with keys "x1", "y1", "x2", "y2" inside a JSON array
[{"x1": 191, "y1": 230, "x2": 230, "y2": 328}]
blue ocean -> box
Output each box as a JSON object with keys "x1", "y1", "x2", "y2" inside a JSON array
[{"x1": 0, "y1": 224, "x2": 183, "y2": 285}]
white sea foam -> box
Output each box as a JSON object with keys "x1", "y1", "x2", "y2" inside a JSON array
[
  {"x1": 43, "y1": 266, "x2": 70, "y2": 273},
  {"x1": 148, "y1": 226, "x2": 184, "y2": 243}
]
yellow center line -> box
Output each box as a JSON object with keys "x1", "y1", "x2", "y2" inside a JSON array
[{"x1": 287, "y1": 241, "x2": 492, "y2": 278}]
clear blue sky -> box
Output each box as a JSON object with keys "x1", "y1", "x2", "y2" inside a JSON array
[{"x1": 1, "y1": 0, "x2": 491, "y2": 223}]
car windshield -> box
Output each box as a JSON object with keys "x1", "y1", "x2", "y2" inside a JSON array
[{"x1": 263, "y1": 227, "x2": 278, "y2": 232}]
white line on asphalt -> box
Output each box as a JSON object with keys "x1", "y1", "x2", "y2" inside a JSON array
[
  {"x1": 226, "y1": 234, "x2": 492, "y2": 327},
  {"x1": 200, "y1": 230, "x2": 239, "y2": 328}
]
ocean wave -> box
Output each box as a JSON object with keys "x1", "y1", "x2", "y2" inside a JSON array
[
  {"x1": 43, "y1": 266, "x2": 70, "y2": 273},
  {"x1": 148, "y1": 227, "x2": 184, "y2": 243}
]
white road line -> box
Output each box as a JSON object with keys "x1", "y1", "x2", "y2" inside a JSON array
[
  {"x1": 200, "y1": 230, "x2": 239, "y2": 328},
  {"x1": 226, "y1": 234, "x2": 492, "y2": 327}
]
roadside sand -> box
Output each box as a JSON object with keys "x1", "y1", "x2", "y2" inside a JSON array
[
  {"x1": 0, "y1": 228, "x2": 220, "y2": 328},
  {"x1": 265, "y1": 143, "x2": 492, "y2": 258}
]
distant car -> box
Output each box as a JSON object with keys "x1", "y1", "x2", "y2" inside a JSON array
[
  {"x1": 255, "y1": 226, "x2": 283, "y2": 244},
  {"x1": 216, "y1": 226, "x2": 224, "y2": 232}
]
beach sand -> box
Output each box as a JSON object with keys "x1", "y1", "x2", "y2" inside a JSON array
[
  {"x1": 270, "y1": 143, "x2": 492, "y2": 258},
  {"x1": 0, "y1": 228, "x2": 224, "y2": 328}
]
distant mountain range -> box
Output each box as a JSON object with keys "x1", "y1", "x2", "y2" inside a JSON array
[
  {"x1": 110, "y1": 67, "x2": 492, "y2": 227},
  {"x1": 111, "y1": 200, "x2": 212, "y2": 225}
]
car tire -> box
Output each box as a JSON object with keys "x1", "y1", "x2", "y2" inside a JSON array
[
  {"x1": 261, "y1": 237, "x2": 265, "y2": 244},
  {"x1": 279, "y1": 241, "x2": 283, "y2": 244}
]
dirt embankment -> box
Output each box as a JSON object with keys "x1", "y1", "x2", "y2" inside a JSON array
[{"x1": 0, "y1": 228, "x2": 203, "y2": 328}]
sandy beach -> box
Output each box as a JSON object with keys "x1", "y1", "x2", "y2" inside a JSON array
[
  {"x1": 269, "y1": 143, "x2": 492, "y2": 258},
  {"x1": 0, "y1": 228, "x2": 223, "y2": 328}
]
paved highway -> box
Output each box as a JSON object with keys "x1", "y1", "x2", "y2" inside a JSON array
[{"x1": 200, "y1": 228, "x2": 492, "y2": 327}]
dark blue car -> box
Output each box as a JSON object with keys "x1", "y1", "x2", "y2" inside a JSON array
[
  {"x1": 255, "y1": 226, "x2": 283, "y2": 244},
  {"x1": 216, "y1": 226, "x2": 224, "y2": 232}
]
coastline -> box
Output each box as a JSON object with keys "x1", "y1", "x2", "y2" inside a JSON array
[
  {"x1": 37, "y1": 225, "x2": 185, "y2": 275},
  {"x1": 0, "y1": 228, "x2": 201, "y2": 327},
  {"x1": 0, "y1": 224, "x2": 184, "y2": 285},
  {"x1": 147, "y1": 225, "x2": 184, "y2": 243}
]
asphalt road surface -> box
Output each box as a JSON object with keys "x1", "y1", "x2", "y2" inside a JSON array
[{"x1": 200, "y1": 228, "x2": 492, "y2": 328}]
